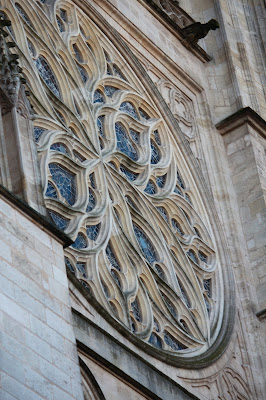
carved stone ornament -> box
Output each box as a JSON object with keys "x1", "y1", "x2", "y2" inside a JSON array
[
  {"x1": 2, "y1": 0, "x2": 234, "y2": 368},
  {"x1": 182, "y1": 19, "x2": 220, "y2": 45}
]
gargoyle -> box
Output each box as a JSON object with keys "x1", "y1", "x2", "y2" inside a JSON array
[{"x1": 182, "y1": 19, "x2": 219, "y2": 45}]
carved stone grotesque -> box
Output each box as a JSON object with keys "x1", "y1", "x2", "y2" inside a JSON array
[{"x1": 182, "y1": 19, "x2": 219, "y2": 45}]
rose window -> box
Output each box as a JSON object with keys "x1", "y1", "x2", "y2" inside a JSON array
[{"x1": 7, "y1": 0, "x2": 225, "y2": 359}]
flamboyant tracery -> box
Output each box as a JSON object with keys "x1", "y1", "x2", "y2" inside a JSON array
[{"x1": 2, "y1": 0, "x2": 224, "y2": 357}]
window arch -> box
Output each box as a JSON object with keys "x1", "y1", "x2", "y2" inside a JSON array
[{"x1": 10, "y1": 0, "x2": 232, "y2": 365}]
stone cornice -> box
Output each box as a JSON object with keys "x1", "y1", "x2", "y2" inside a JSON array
[
  {"x1": 141, "y1": 0, "x2": 212, "y2": 62},
  {"x1": 216, "y1": 107, "x2": 266, "y2": 139},
  {"x1": 0, "y1": 184, "x2": 73, "y2": 248}
]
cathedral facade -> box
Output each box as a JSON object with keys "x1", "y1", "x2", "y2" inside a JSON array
[{"x1": 0, "y1": 1, "x2": 265, "y2": 399}]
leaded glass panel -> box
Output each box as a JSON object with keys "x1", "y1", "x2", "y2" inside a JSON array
[
  {"x1": 115, "y1": 123, "x2": 138, "y2": 161},
  {"x1": 14, "y1": 1, "x2": 225, "y2": 358},
  {"x1": 133, "y1": 224, "x2": 157, "y2": 263},
  {"x1": 150, "y1": 140, "x2": 161, "y2": 164},
  {"x1": 49, "y1": 211, "x2": 69, "y2": 230},
  {"x1": 86, "y1": 223, "x2": 100, "y2": 241},
  {"x1": 35, "y1": 56, "x2": 61, "y2": 98},
  {"x1": 72, "y1": 233, "x2": 87, "y2": 249},
  {"x1": 49, "y1": 163, "x2": 76, "y2": 206},
  {"x1": 119, "y1": 102, "x2": 139, "y2": 119}
]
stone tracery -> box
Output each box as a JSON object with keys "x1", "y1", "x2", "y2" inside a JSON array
[{"x1": 4, "y1": 0, "x2": 224, "y2": 358}]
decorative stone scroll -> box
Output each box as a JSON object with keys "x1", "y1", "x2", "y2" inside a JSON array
[{"x1": 2, "y1": 0, "x2": 231, "y2": 364}]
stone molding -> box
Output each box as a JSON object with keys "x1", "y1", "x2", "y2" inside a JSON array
[
  {"x1": 73, "y1": 308, "x2": 200, "y2": 400},
  {"x1": 141, "y1": 0, "x2": 211, "y2": 62},
  {"x1": 216, "y1": 107, "x2": 266, "y2": 139}
]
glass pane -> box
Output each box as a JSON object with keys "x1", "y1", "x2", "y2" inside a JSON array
[
  {"x1": 115, "y1": 123, "x2": 138, "y2": 161},
  {"x1": 86, "y1": 223, "x2": 100, "y2": 241},
  {"x1": 119, "y1": 102, "x2": 138, "y2": 119},
  {"x1": 49, "y1": 211, "x2": 69, "y2": 230},
  {"x1": 150, "y1": 140, "x2": 161, "y2": 164},
  {"x1": 133, "y1": 224, "x2": 157, "y2": 263},
  {"x1": 49, "y1": 163, "x2": 76, "y2": 206},
  {"x1": 35, "y1": 56, "x2": 61, "y2": 98},
  {"x1": 72, "y1": 233, "x2": 87, "y2": 249}
]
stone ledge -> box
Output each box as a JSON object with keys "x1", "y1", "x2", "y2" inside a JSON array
[
  {"x1": 0, "y1": 184, "x2": 73, "y2": 248},
  {"x1": 73, "y1": 309, "x2": 200, "y2": 400},
  {"x1": 142, "y1": 0, "x2": 212, "y2": 62},
  {"x1": 216, "y1": 107, "x2": 266, "y2": 139}
]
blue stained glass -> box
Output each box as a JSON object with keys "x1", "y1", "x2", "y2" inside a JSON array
[
  {"x1": 104, "y1": 86, "x2": 118, "y2": 97},
  {"x1": 77, "y1": 262, "x2": 86, "y2": 278},
  {"x1": 65, "y1": 258, "x2": 75, "y2": 274},
  {"x1": 150, "y1": 140, "x2": 161, "y2": 164},
  {"x1": 131, "y1": 318, "x2": 136, "y2": 332},
  {"x1": 119, "y1": 102, "x2": 138, "y2": 119},
  {"x1": 203, "y1": 279, "x2": 211, "y2": 297},
  {"x1": 178, "y1": 280, "x2": 191, "y2": 308},
  {"x1": 15, "y1": 3, "x2": 33, "y2": 27},
  {"x1": 93, "y1": 90, "x2": 104, "y2": 104},
  {"x1": 148, "y1": 333, "x2": 162, "y2": 348},
  {"x1": 131, "y1": 299, "x2": 141, "y2": 322},
  {"x1": 154, "y1": 129, "x2": 161, "y2": 145},
  {"x1": 130, "y1": 129, "x2": 140, "y2": 143},
  {"x1": 176, "y1": 170, "x2": 185, "y2": 189},
  {"x1": 27, "y1": 39, "x2": 35, "y2": 56},
  {"x1": 111, "y1": 269, "x2": 122, "y2": 289},
  {"x1": 89, "y1": 173, "x2": 96, "y2": 189},
  {"x1": 155, "y1": 264, "x2": 166, "y2": 280},
  {"x1": 144, "y1": 180, "x2": 156, "y2": 195},
  {"x1": 35, "y1": 56, "x2": 61, "y2": 98},
  {"x1": 34, "y1": 127, "x2": 46, "y2": 142},
  {"x1": 174, "y1": 186, "x2": 182, "y2": 195},
  {"x1": 106, "y1": 65, "x2": 112, "y2": 76},
  {"x1": 171, "y1": 219, "x2": 183, "y2": 235},
  {"x1": 162, "y1": 294, "x2": 176, "y2": 317},
  {"x1": 56, "y1": 16, "x2": 65, "y2": 32},
  {"x1": 77, "y1": 64, "x2": 88, "y2": 83},
  {"x1": 164, "y1": 333, "x2": 187, "y2": 350},
  {"x1": 45, "y1": 182, "x2": 57, "y2": 199},
  {"x1": 185, "y1": 193, "x2": 192, "y2": 204},
  {"x1": 49, "y1": 163, "x2": 76, "y2": 206},
  {"x1": 115, "y1": 123, "x2": 138, "y2": 161},
  {"x1": 139, "y1": 108, "x2": 150, "y2": 120},
  {"x1": 199, "y1": 251, "x2": 208, "y2": 263},
  {"x1": 154, "y1": 320, "x2": 160, "y2": 332},
  {"x1": 133, "y1": 224, "x2": 157, "y2": 263},
  {"x1": 60, "y1": 9, "x2": 67, "y2": 22},
  {"x1": 49, "y1": 211, "x2": 69, "y2": 230},
  {"x1": 50, "y1": 143, "x2": 69, "y2": 155},
  {"x1": 156, "y1": 175, "x2": 166, "y2": 188},
  {"x1": 156, "y1": 207, "x2": 168, "y2": 222},
  {"x1": 120, "y1": 166, "x2": 138, "y2": 181},
  {"x1": 86, "y1": 189, "x2": 96, "y2": 212},
  {"x1": 106, "y1": 244, "x2": 121, "y2": 271},
  {"x1": 86, "y1": 223, "x2": 100, "y2": 241},
  {"x1": 187, "y1": 249, "x2": 197, "y2": 264},
  {"x1": 97, "y1": 116, "x2": 104, "y2": 137},
  {"x1": 72, "y1": 233, "x2": 87, "y2": 249}
]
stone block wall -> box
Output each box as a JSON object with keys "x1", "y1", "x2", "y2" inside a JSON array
[{"x1": 0, "y1": 194, "x2": 84, "y2": 400}]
